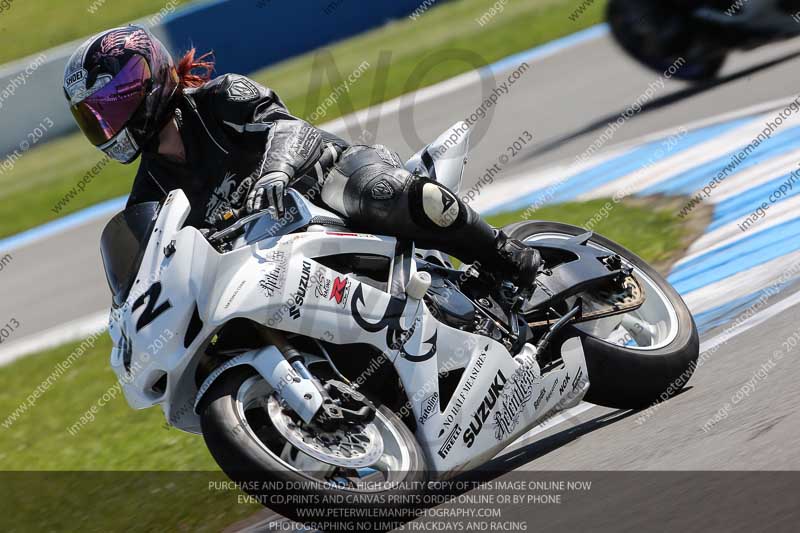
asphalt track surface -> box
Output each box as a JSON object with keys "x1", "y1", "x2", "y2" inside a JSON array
[{"x1": 3, "y1": 26, "x2": 800, "y2": 531}]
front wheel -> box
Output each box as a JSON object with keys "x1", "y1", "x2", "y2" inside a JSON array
[
  {"x1": 506, "y1": 221, "x2": 699, "y2": 409},
  {"x1": 200, "y1": 367, "x2": 427, "y2": 529}
]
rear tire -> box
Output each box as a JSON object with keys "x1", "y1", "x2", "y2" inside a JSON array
[
  {"x1": 200, "y1": 367, "x2": 427, "y2": 531},
  {"x1": 507, "y1": 221, "x2": 699, "y2": 409}
]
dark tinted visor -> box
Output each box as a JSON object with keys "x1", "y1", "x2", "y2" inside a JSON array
[{"x1": 70, "y1": 56, "x2": 150, "y2": 146}]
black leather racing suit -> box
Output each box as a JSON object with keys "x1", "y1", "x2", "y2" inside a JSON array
[{"x1": 128, "y1": 74, "x2": 504, "y2": 267}]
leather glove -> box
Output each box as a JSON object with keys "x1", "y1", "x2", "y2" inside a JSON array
[{"x1": 246, "y1": 171, "x2": 290, "y2": 216}]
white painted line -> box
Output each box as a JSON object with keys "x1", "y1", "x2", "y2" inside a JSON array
[
  {"x1": 679, "y1": 195, "x2": 800, "y2": 265},
  {"x1": 323, "y1": 25, "x2": 609, "y2": 138},
  {"x1": 471, "y1": 146, "x2": 632, "y2": 213},
  {"x1": 710, "y1": 148, "x2": 800, "y2": 204},
  {"x1": 0, "y1": 196, "x2": 127, "y2": 255},
  {"x1": 324, "y1": 69, "x2": 479, "y2": 137},
  {"x1": 583, "y1": 110, "x2": 800, "y2": 200},
  {"x1": 0, "y1": 310, "x2": 108, "y2": 367},
  {"x1": 682, "y1": 250, "x2": 800, "y2": 315},
  {"x1": 474, "y1": 94, "x2": 800, "y2": 215}
]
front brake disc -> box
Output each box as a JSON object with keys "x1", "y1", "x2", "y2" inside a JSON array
[{"x1": 266, "y1": 395, "x2": 384, "y2": 469}]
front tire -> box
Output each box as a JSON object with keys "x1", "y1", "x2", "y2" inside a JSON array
[
  {"x1": 200, "y1": 367, "x2": 427, "y2": 530},
  {"x1": 507, "y1": 221, "x2": 699, "y2": 409}
]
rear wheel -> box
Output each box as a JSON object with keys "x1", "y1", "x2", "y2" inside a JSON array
[
  {"x1": 507, "y1": 221, "x2": 699, "y2": 409},
  {"x1": 200, "y1": 367, "x2": 427, "y2": 530}
]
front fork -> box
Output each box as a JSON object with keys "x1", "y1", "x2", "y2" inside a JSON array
[
  {"x1": 194, "y1": 330, "x2": 325, "y2": 423},
  {"x1": 251, "y1": 330, "x2": 376, "y2": 428}
]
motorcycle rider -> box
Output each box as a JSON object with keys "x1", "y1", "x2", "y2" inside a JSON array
[{"x1": 64, "y1": 25, "x2": 540, "y2": 286}]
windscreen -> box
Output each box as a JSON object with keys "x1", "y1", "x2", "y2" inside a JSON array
[{"x1": 100, "y1": 202, "x2": 160, "y2": 307}]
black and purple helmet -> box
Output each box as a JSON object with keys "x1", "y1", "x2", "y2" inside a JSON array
[{"x1": 63, "y1": 25, "x2": 179, "y2": 163}]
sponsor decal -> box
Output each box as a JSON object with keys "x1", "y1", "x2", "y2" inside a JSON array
[
  {"x1": 66, "y1": 41, "x2": 90, "y2": 82},
  {"x1": 533, "y1": 388, "x2": 546, "y2": 411},
  {"x1": 224, "y1": 280, "x2": 247, "y2": 309},
  {"x1": 463, "y1": 370, "x2": 507, "y2": 448},
  {"x1": 330, "y1": 276, "x2": 350, "y2": 305},
  {"x1": 310, "y1": 268, "x2": 332, "y2": 299},
  {"x1": 559, "y1": 372, "x2": 571, "y2": 395},
  {"x1": 258, "y1": 250, "x2": 287, "y2": 298},
  {"x1": 371, "y1": 179, "x2": 395, "y2": 200},
  {"x1": 543, "y1": 378, "x2": 559, "y2": 403},
  {"x1": 492, "y1": 361, "x2": 540, "y2": 441},
  {"x1": 438, "y1": 424, "x2": 462, "y2": 459},
  {"x1": 289, "y1": 261, "x2": 312, "y2": 320},
  {"x1": 65, "y1": 69, "x2": 85, "y2": 89},
  {"x1": 325, "y1": 231, "x2": 381, "y2": 239},
  {"x1": 439, "y1": 344, "x2": 488, "y2": 437},
  {"x1": 104, "y1": 129, "x2": 139, "y2": 162},
  {"x1": 227, "y1": 77, "x2": 260, "y2": 102},
  {"x1": 350, "y1": 283, "x2": 437, "y2": 361},
  {"x1": 265, "y1": 250, "x2": 287, "y2": 264},
  {"x1": 418, "y1": 393, "x2": 439, "y2": 425},
  {"x1": 572, "y1": 368, "x2": 584, "y2": 391},
  {"x1": 259, "y1": 268, "x2": 282, "y2": 298}
]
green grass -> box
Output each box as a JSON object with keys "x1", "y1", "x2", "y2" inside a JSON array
[
  {"x1": 0, "y1": 0, "x2": 608, "y2": 239},
  {"x1": 0, "y1": 336, "x2": 260, "y2": 531},
  {"x1": 0, "y1": 134, "x2": 136, "y2": 238},
  {"x1": 0, "y1": 197, "x2": 690, "y2": 530},
  {"x1": 490, "y1": 198, "x2": 689, "y2": 268},
  {"x1": 0, "y1": 0, "x2": 192, "y2": 66},
  {"x1": 0, "y1": 335, "x2": 215, "y2": 471}
]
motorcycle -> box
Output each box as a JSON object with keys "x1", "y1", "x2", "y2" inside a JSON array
[
  {"x1": 100, "y1": 122, "x2": 699, "y2": 526},
  {"x1": 607, "y1": 0, "x2": 800, "y2": 81}
]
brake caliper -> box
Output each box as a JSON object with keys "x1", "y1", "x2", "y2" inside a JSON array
[{"x1": 315, "y1": 380, "x2": 377, "y2": 431}]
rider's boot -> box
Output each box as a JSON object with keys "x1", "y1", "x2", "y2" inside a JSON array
[{"x1": 490, "y1": 230, "x2": 541, "y2": 289}]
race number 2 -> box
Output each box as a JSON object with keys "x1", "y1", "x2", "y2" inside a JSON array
[{"x1": 132, "y1": 282, "x2": 172, "y2": 332}]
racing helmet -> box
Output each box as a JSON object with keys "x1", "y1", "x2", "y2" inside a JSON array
[{"x1": 63, "y1": 25, "x2": 179, "y2": 164}]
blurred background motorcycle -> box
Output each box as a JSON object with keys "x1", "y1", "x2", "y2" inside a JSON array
[{"x1": 607, "y1": 0, "x2": 800, "y2": 80}]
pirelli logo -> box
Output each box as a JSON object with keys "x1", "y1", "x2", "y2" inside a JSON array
[{"x1": 438, "y1": 424, "x2": 462, "y2": 459}]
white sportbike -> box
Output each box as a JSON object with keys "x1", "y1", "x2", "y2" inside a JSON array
[{"x1": 101, "y1": 123, "x2": 699, "y2": 524}]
